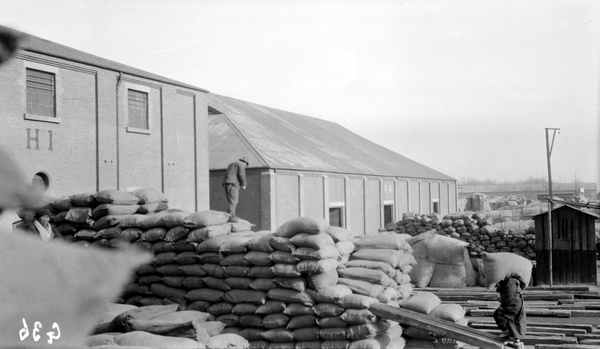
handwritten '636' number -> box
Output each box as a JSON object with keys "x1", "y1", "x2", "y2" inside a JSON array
[{"x1": 19, "y1": 318, "x2": 61, "y2": 344}]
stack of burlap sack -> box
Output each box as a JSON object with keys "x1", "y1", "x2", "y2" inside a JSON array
[
  {"x1": 383, "y1": 211, "x2": 536, "y2": 260},
  {"x1": 122, "y1": 217, "x2": 403, "y2": 349},
  {"x1": 44, "y1": 188, "x2": 171, "y2": 247},
  {"x1": 116, "y1": 215, "x2": 473, "y2": 349},
  {"x1": 36, "y1": 189, "x2": 255, "y2": 255}
]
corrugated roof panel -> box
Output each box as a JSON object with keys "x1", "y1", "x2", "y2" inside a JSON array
[
  {"x1": 208, "y1": 94, "x2": 454, "y2": 181},
  {"x1": 209, "y1": 114, "x2": 266, "y2": 169}
]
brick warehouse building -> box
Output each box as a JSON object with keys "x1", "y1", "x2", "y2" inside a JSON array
[
  {"x1": 0, "y1": 26, "x2": 457, "y2": 234},
  {"x1": 208, "y1": 93, "x2": 458, "y2": 235},
  {"x1": 0, "y1": 26, "x2": 210, "y2": 212}
]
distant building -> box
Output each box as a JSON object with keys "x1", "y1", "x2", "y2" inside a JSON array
[
  {"x1": 458, "y1": 182, "x2": 598, "y2": 202},
  {"x1": 208, "y1": 94, "x2": 458, "y2": 235},
  {"x1": 0, "y1": 25, "x2": 211, "y2": 212}
]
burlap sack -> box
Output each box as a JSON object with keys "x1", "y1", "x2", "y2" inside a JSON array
[{"x1": 482, "y1": 252, "x2": 533, "y2": 290}]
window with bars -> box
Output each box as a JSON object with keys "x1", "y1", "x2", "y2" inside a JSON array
[
  {"x1": 26, "y1": 69, "x2": 55, "y2": 117},
  {"x1": 128, "y1": 89, "x2": 148, "y2": 129}
]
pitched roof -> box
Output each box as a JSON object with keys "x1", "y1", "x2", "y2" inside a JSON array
[
  {"x1": 2, "y1": 25, "x2": 208, "y2": 93},
  {"x1": 208, "y1": 93, "x2": 455, "y2": 181},
  {"x1": 531, "y1": 204, "x2": 600, "y2": 219}
]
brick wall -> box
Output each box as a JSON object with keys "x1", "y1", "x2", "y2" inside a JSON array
[{"x1": 0, "y1": 51, "x2": 209, "y2": 210}]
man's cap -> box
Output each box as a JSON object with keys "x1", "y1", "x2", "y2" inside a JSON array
[
  {"x1": 239, "y1": 156, "x2": 249, "y2": 165},
  {"x1": 35, "y1": 208, "x2": 52, "y2": 218}
]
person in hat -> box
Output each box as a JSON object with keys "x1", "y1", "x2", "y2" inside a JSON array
[
  {"x1": 32, "y1": 209, "x2": 61, "y2": 241},
  {"x1": 222, "y1": 156, "x2": 249, "y2": 222},
  {"x1": 13, "y1": 208, "x2": 38, "y2": 235}
]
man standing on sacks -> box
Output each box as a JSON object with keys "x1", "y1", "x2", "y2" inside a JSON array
[{"x1": 222, "y1": 156, "x2": 249, "y2": 222}]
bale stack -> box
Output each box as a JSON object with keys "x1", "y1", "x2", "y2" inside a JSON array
[
  {"x1": 120, "y1": 216, "x2": 426, "y2": 349},
  {"x1": 342, "y1": 233, "x2": 416, "y2": 304},
  {"x1": 384, "y1": 211, "x2": 536, "y2": 260},
  {"x1": 123, "y1": 210, "x2": 254, "y2": 307},
  {"x1": 38, "y1": 190, "x2": 475, "y2": 348},
  {"x1": 49, "y1": 188, "x2": 170, "y2": 247}
]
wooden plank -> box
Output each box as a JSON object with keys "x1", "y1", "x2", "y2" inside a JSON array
[
  {"x1": 421, "y1": 286, "x2": 594, "y2": 292},
  {"x1": 521, "y1": 336, "x2": 577, "y2": 345},
  {"x1": 468, "y1": 323, "x2": 586, "y2": 336},
  {"x1": 573, "y1": 294, "x2": 600, "y2": 299},
  {"x1": 469, "y1": 309, "x2": 572, "y2": 318},
  {"x1": 467, "y1": 319, "x2": 595, "y2": 332},
  {"x1": 404, "y1": 338, "x2": 460, "y2": 349},
  {"x1": 437, "y1": 295, "x2": 492, "y2": 302},
  {"x1": 559, "y1": 299, "x2": 600, "y2": 304},
  {"x1": 577, "y1": 334, "x2": 600, "y2": 340},
  {"x1": 465, "y1": 300, "x2": 558, "y2": 306},
  {"x1": 535, "y1": 345, "x2": 600, "y2": 349},
  {"x1": 436, "y1": 293, "x2": 574, "y2": 302},
  {"x1": 369, "y1": 303, "x2": 505, "y2": 349},
  {"x1": 484, "y1": 329, "x2": 564, "y2": 337},
  {"x1": 579, "y1": 340, "x2": 600, "y2": 345},
  {"x1": 523, "y1": 294, "x2": 574, "y2": 301},
  {"x1": 544, "y1": 305, "x2": 586, "y2": 310},
  {"x1": 525, "y1": 286, "x2": 593, "y2": 291},
  {"x1": 570, "y1": 310, "x2": 600, "y2": 317}
]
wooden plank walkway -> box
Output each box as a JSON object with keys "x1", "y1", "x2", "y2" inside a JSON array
[{"x1": 421, "y1": 285, "x2": 600, "y2": 348}]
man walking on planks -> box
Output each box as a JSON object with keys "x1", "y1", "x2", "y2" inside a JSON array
[
  {"x1": 494, "y1": 277, "x2": 526, "y2": 341},
  {"x1": 222, "y1": 156, "x2": 249, "y2": 222}
]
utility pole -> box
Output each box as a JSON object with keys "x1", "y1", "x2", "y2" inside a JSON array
[{"x1": 545, "y1": 128, "x2": 560, "y2": 286}]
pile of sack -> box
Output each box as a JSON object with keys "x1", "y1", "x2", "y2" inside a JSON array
[
  {"x1": 27, "y1": 189, "x2": 477, "y2": 348},
  {"x1": 384, "y1": 211, "x2": 536, "y2": 260},
  {"x1": 44, "y1": 188, "x2": 171, "y2": 246},
  {"x1": 30, "y1": 189, "x2": 255, "y2": 253},
  {"x1": 407, "y1": 230, "x2": 477, "y2": 289},
  {"x1": 121, "y1": 216, "x2": 424, "y2": 349}
]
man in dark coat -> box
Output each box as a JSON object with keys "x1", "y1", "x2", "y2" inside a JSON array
[
  {"x1": 222, "y1": 156, "x2": 249, "y2": 221},
  {"x1": 494, "y1": 277, "x2": 526, "y2": 340}
]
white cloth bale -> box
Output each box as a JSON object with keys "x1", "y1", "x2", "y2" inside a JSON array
[{"x1": 482, "y1": 252, "x2": 533, "y2": 290}]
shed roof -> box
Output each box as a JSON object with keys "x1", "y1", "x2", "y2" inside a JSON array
[
  {"x1": 208, "y1": 93, "x2": 455, "y2": 181},
  {"x1": 532, "y1": 204, "x2": 600, "y2": 219},
  {"x1": 3, "y1": 25, "x2": 208, "y2": 93}
]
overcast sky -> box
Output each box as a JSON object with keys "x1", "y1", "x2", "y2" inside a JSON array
[{"x1": 2, "y1": 0, "x2": 599, "y2": 185}]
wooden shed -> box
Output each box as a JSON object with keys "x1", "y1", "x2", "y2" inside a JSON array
[{"x1": 533, "y1": 205, "x2": 598, "y2": 285}]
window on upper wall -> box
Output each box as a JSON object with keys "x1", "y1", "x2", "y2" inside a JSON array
[
  {"x1": 128, "y1": 89, "x2": 148, "y2": 129},
  {"x1": 329, "y1": 206, "x2": 344, "y2": 228},
  {"x1": 26, "y1": 68, "x2": 56, "y2": 117},
  {"x1": 432, "y1": 200, "x2": 440, "y2": 214}
]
